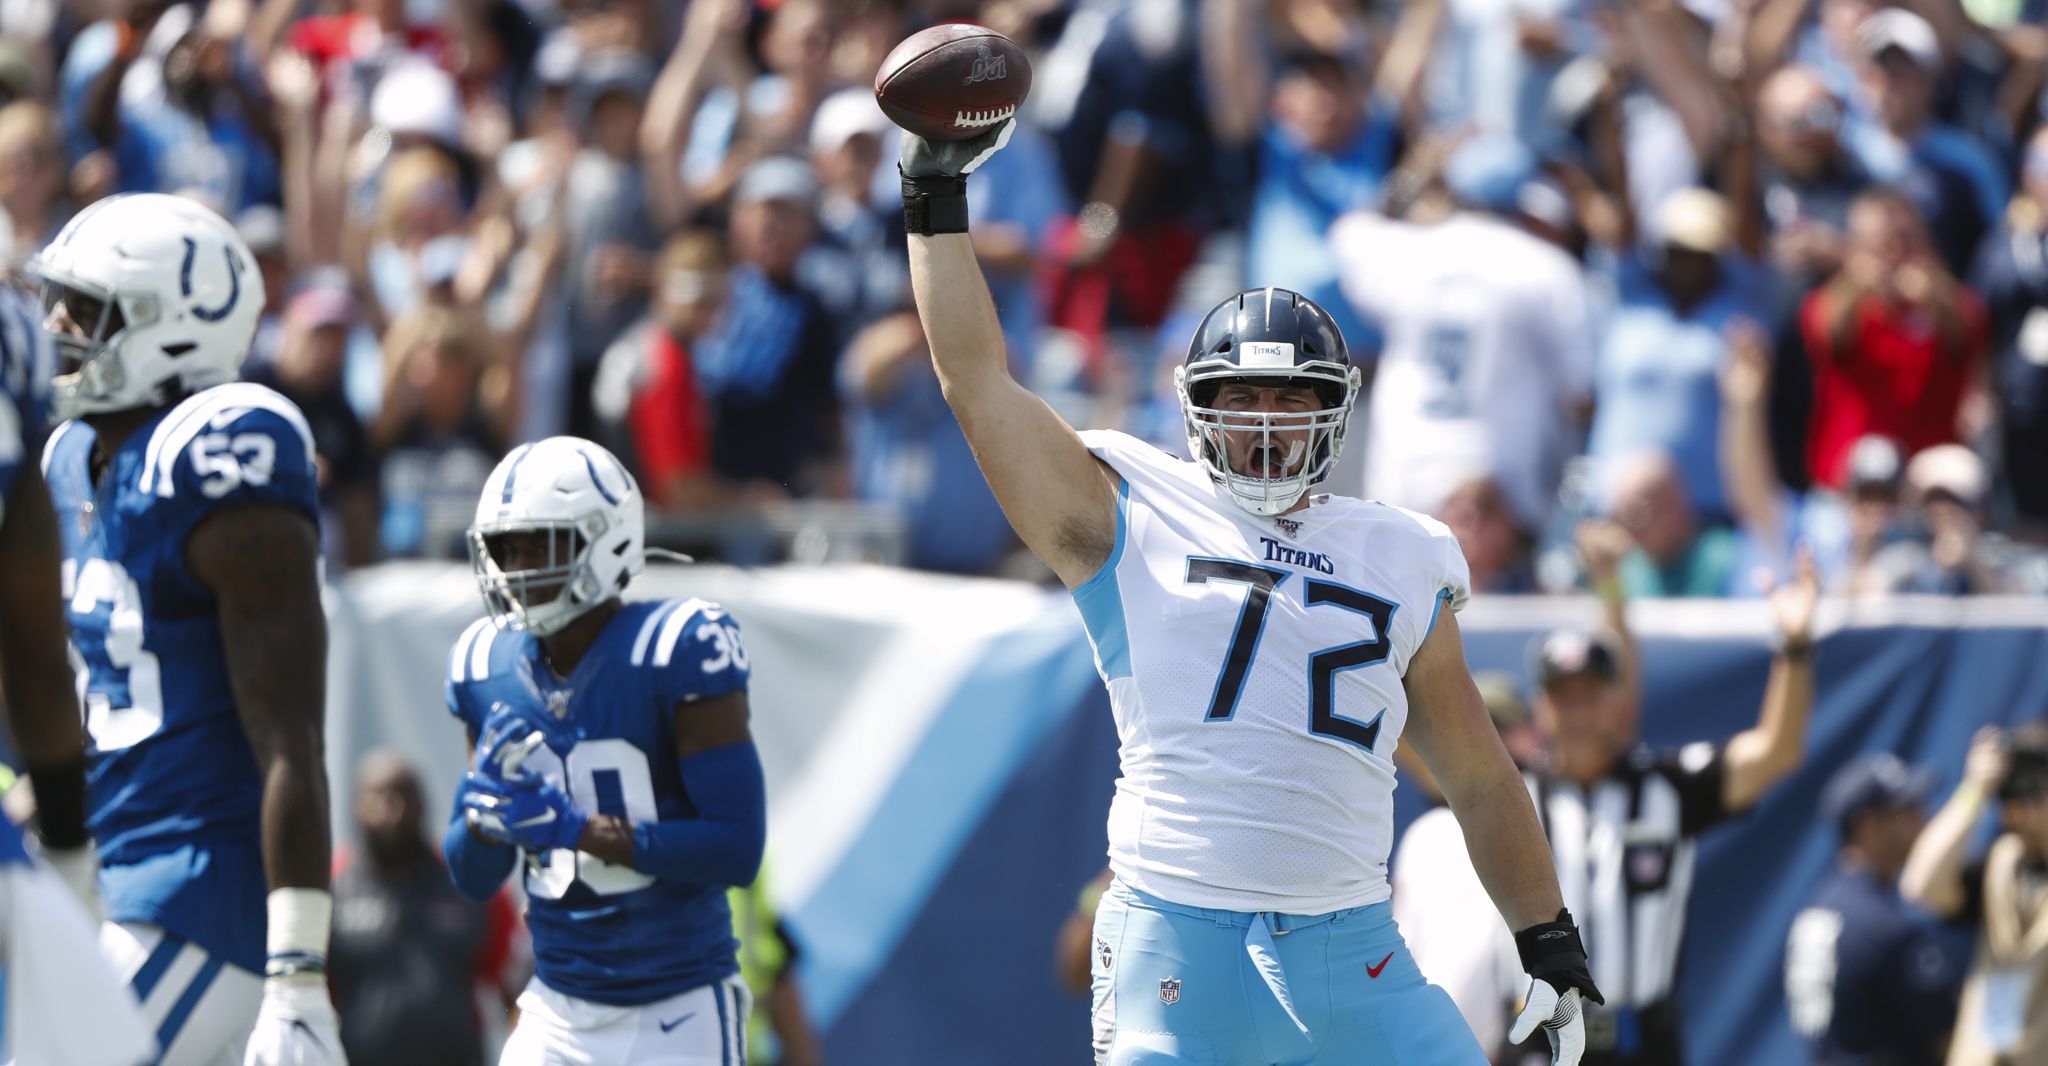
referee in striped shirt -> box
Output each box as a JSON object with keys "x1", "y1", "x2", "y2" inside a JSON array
[{"x1": 1511, "y1": 524, "x2": 1821, "y2": 1065}]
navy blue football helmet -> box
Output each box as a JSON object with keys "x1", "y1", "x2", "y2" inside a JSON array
[{"x1": 1175, "y1": 287, "x2": 1362, "y2": 515}]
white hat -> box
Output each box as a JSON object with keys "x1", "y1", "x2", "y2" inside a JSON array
[
  {"x1": 809, "y1": 88, "x2": 894, "y2": 156},
  {"x1": 1906, "y1": 444, "x2": 1987, "y2": 507},
  {"x1": 1857, "y1": 9, "x2": 1941, "y2": 74},
  {"x1": 371, "y1": 61, "x2": 463, "y2": 148},
  {"x1": 1651, "y1": 187, "x2": 1731, "y2": 254}
]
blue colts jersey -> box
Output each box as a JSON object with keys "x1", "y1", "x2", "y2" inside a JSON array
[
  {"x1": 42, "y1": 383, "x2": 319, "y2": 972},
  {"x1": 445, "y1": 598, "x2": 751, "y2": 1006},
  {"x1": 0, "y1": 286, "x2": 50, "y2": 513}
]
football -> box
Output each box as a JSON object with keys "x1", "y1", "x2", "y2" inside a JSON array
[{"x1": 873, "y1": 24, "x2": 1032, "y2": 143}]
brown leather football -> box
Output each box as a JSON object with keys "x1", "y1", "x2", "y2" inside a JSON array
[{"x1": 873, "y1": 24, "x2": 1032, "y2": 143}]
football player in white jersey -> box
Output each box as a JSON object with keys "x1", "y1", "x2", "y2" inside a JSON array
[{"x1": 894, "y1": 122, "x2": 1602, "y2": 1064}]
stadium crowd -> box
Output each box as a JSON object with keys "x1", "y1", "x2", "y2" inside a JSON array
[{"x1": 6, "y1": 0, "x2": 2046, "y2": 590}]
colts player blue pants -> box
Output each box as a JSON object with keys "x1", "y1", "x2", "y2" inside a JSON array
[{"x1": 1090, "y1": 879, "x2": 1487, "y2": 1065}]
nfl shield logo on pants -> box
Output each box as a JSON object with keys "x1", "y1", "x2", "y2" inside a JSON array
[{"x1": 1159, "y1": 977, "x2": 1181, "y2": 1005}]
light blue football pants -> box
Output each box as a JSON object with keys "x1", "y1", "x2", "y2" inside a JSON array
[{"x1": 1090, "y1": 879, "x2": 1488, "y2": 1065}]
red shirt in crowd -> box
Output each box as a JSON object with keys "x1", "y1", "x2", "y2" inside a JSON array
[
  {"x1": 630, "y1": 328, "x2": 713, "y2": 508},
  {"x1": 289, "y1": 15, "x2": 447, "y2": 75},
  {"x1": 1798, "y1": 289, "x2": 1985, "y2": 488}
]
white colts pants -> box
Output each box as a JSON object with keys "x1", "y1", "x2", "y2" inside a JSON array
[
  {"x1": 501, "y1": 975, "x2": 752, "y2": 1066},
  {"x1": 99, "y1": 921, "x2": 263, "y2": 1066}
]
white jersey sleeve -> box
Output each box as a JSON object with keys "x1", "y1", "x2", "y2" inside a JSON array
[{"x1": 1073, "y1": 428, "x2": 1476, "y2": 914}]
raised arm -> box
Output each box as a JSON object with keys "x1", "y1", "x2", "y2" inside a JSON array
[
  {"x1": 1901, "y1": 726, "x2": 2005, "y2": 919},
  {"x1": 1202, "y1": 0, "x2": 1271, "y2": 147},
  {"x1": 901, "y1": 127, "x2": 1120, "y2": 588},
  {"x1": 642, "y1": 0, "x2": 748, "y2": 232},
  {"x1": 1720, "y1": 553, "x2": 1819, "y2": 812},
  {"x1": 1720, "y1": 320, "x2": 1788, "y2": 553}
]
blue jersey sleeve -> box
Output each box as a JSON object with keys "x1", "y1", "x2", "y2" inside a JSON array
[
  {"x1": 444, "y1": 618, "x2": 499, "y2": 739},
  {"x1": 161, "y1": 403, "x2": 319, "y2": 524},
  {"x1": 645, "y1": 600, "x2": 750, "y2": 710}
]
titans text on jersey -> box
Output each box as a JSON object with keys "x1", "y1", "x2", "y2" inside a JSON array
[{"x1": 445, "y1": 597, "x2": 751, "y2": 1005}]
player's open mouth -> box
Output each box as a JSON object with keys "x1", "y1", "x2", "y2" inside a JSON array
[{"x1": 1244, "y1": 441, "x2": 1299, "y2": 479}]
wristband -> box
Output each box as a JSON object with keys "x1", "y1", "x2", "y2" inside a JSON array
[
  {"x1": 264, "y1": 888, "x2": 332, "y2": 980},
  {"x1": 1776, "y1": 638, "x2": 1816, "y2": 661},
  {"x1": 1515, "y1": 908, "x2": 1604, "y2": 1004},
  {"x1": 902, "y1": 172, "x2": 969, "y2": 236}
]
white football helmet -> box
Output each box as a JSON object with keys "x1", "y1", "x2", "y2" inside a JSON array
[
  {"x1": 469, "y1": 437, "x2": 646, "y2": 637},
  {"x1": 27, "y1": 193, "x2": 264, "y2": 421}
]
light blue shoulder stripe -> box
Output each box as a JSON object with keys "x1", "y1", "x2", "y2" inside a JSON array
[
  {"x1": 1070, "y1": 477, "x2": 1132, "y2": 681},
  {"x1": 1424, "y1": 587, "x2": 1454, "y2": 640}
]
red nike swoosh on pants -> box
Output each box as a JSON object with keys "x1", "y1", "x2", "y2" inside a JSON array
[{"x1": 1367, "y1": 952, "x2": 1395, "y2": 978}]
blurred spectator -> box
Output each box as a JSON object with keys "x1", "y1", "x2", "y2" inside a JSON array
[
  {"x1": 842, "y1": 312, "x2": 1017, "y2": 575},
  {"x1": 591, "y1": 229, "x2": 727, "y2": 512},
  {"x1": 560, "y1": 48, "x2": 658, "y2": 439},
  {"x1": 1588, "y1": 187, "x2": 1768, "y2": 524},
  {"x1": 1204, "y1": 0, "x2": 1426, "y2": 356},
  {"x1": 0, "y1": 99, "x2": 62, "y2": 265},
  {"x1": 804, "y1": 87, "x2": 906, "y2": 341},
  {"x1": 1440, "y1": 475, "x2": 1537, "y2": 594},
  {"x1": 287, "y1": 0, "x2": 448, "y2": 91},
  {"x1": 1902, "y1": 724, "x2": 2048, "y2": 1066},
  {"x1": 366, "y1": 145, "x2": 470, "y2": 323},
  {"x1": 1331, "y1": 135, "x2": 1594, "y2": 530},
  {"x1": 1755, "y1": 66, "x2": 1870, "y2": 293},
  {"x1": 1966, "y1": 124, "x2": 2048, "y2": 542},
  {"x1": 80, "y1": 1, "x2": 281, "y2": 213},
  {"x1": 1843, "y1": 10, "x2": 2007, "y2": 275},
  {"x1": 244, "y1": 280, "x2": 381, "y2": 568},
  {"x1": 1784, "y1": 753, "x2": 1957, "y2": 1066},
  {"x1": 960, "y1": 114, "x2": 1064, "y2": 373},
  {"x1": 372, "y1": 306, "x2": 513, "y2": 559},
  {"x1": 1800, "y1": 189, "x2": 1987, "y2": 490},
  {"x1": 1519, "y1": 544, "x2": 1818, "y2": 1065},
  {"x1": 691, "y1": 156, "x2": 844, "y2": 498},
  {"x1": 329, "y1": 751, "x2": 522, "y2": 1066},
  {"x1": 679, "y1": 0, "x2": 838, "y2": 206},
  {"x1": 235, "y1": 203, "x2": 288, "y2": 364},
  {"x1": 1605, "y1": 448, "x2": 1738, "y2": 597},
  {"x1": 1858, "y1": 444, "x2": 2013, "y2": 595},
  {"x1": 1054, "y1": 868, "x2": 1115, "y2": 996}
]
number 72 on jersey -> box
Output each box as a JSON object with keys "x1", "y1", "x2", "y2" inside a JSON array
[{"x1": 1185, "y1": 557, "x2": 1400, "y2": 752}]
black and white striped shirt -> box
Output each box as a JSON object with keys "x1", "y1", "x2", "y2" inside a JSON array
[{"x1": 1525, "y1": 742, "x2": 1731, "y2": 1009}]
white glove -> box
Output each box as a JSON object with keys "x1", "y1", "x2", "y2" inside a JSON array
[
  {"x1": 38, "y1": 841, "x2": 99, "y2": 922},
  {"x1": 1509, "y1": 978, "x2": 1586, "y2": 1066},
  {"x1": 243, "y1": 974, "x2": 347, "y2": 1066}
]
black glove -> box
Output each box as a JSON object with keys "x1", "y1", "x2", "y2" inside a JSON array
[
  {"x1": 1516, "y1": 908, "x2": 1604, "y2": 1005},
  {"x1": 898, "y1": 118, "x2": 1015, "y2": 235}
]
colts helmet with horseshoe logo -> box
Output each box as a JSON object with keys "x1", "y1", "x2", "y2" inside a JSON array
[{"x1": 28, "y1": 193, "x2": 264, "y2": 421}]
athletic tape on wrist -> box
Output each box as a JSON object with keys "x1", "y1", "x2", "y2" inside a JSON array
[{"x1": 265, "y1": 888, "x2": 332, "y2": 976}]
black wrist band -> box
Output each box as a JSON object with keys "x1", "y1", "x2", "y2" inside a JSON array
[
  {"x1": 1516, "y1": 908, "x2": 1588, "y2": 971},
  {"x1": 902, "y1": 170, "x2": 969, "y2": 236},
  {"x1": 1776, "y1": 639, "x2": 1815, "y2": 661}
]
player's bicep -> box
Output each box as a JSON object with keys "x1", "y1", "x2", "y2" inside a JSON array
[
  {"x1": 673, "y1": 691, "x2": 753, "y2": 761},
  {"x1": 1401, "y1": 611, "x2": 1519, "y2": 806},
  {"x1": 187, "y1": 502, "x2": 326, "y2": 753},
  {"x1": 946, "y1": 375, "x2": 1120, "y2": 586}
]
